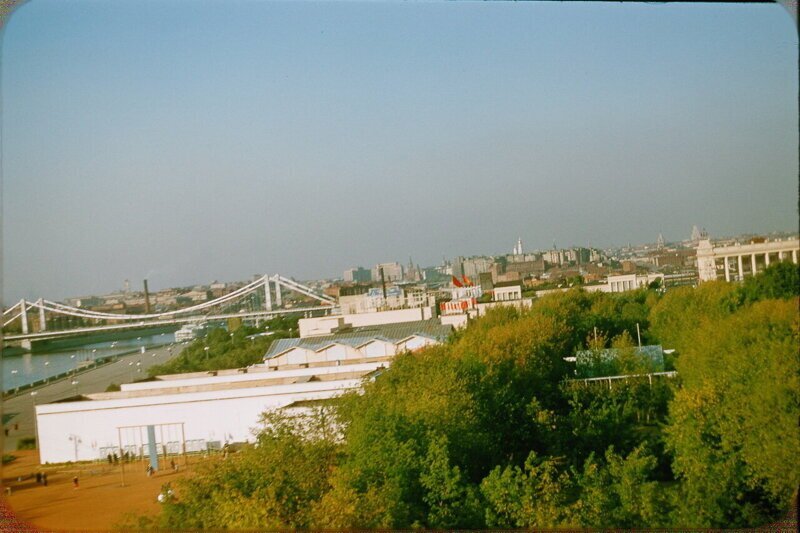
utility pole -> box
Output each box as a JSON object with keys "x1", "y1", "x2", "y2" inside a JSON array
[
  {"x1": 118, "y1": 427, "x2": 126, "y2": 487},
  {"x1": 143, "y1": 280, "x2": 151, "y2": 314}
]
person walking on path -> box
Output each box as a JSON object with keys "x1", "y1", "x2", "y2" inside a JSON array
[
  {"x1": 42, "y1": 473, "x2": 48, "y2": 486},
  {"x1": 72, "y1": 476, "x2": 79, "y2": 489}
]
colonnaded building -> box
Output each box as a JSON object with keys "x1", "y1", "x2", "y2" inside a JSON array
[
  {"x1": 696, "y1": 236, "x2": 799, "y2": 282},
  {"x1": 35, "y1": 319, "x2": 452, "y2": 464}
]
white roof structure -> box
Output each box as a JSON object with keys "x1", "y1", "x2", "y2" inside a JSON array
[
  {"x1": 35, "y1": 321, "x2": 453, "y2": 465},
  {"x1": 35, "y1": 359, "x2": 388, "y2": 464}
]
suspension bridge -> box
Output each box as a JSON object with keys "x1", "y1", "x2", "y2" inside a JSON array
[{"x1": 2, "y1": 274, "x2": 338, "y2": 345}]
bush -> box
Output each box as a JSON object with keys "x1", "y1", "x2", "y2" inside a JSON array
[{"x1": 17, "y1": 437, "x2": 36, "y2": 450}]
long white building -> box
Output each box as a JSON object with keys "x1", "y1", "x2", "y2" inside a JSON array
[{"x1": 35, "y1": 320, "x2": 452, "y2": 464}]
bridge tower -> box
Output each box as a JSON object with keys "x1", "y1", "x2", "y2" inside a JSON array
[
  {"x1": 263, "y1": 275, "x2": 273, "y2": 312},
  {"x1": 19, "y1": 299, "x2": 29, "y2": 335},
  {"x1": 37, "y1": 298, "x2": 46, "y2": 332},
  {"x1": 274, "y1": 275, "x2": 283, "y2": 307}
]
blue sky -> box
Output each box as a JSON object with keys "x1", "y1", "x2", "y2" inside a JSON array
[{"x1": 2, "y1": 1, "x2": 797, "y2": 302}]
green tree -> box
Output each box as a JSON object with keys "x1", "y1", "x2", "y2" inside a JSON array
[
  {"x1": 159, "y1": 409, "x2": 338, "y2": 529},
  {"x1": 665, "y1": 298, "x2": 800, "y2": 527},
  {"x1": 571, "y1": 446, "x2": 669, "y2": 528},
  {"x1": 480, "y1": 451, "x2": 573, "y2": 528},
  {"x1": 648, "y1": 281, "x2": 742, "y2": 352},
  {"x1": 149, "y1": 315, "x2": 300, "y2": 376},
  {"x1": 327, "y1": 347, "x2": 483, "y2": 527},
  {"x1": 419, "y1": 434, "x2": 483, "y2": 528},
  {"x1": 739, "y1": 261, "x2": 800, "y2": 303}
]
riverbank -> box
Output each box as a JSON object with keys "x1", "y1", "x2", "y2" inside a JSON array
[
  {"x1": 2, "y1": 331, "x2": 177, "y2": 392},
  {"x1": 27, "y1": 325, "x2": 180, "y2": 353},
  {"x1": 1, "y1": 343, "x2": 171, "y2": 398}
]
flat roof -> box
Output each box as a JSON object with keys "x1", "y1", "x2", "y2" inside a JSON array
[{"x1": 45, "y1": 364, "x2": 385, "y2": 405}]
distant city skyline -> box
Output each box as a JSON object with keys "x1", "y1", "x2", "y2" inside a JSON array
[
  {"x1": 2, "y1": 2, "x2": 797, "y2": 303},
  {"x1": 7, "y1": 224, "x2": 797, "y2": 304}
]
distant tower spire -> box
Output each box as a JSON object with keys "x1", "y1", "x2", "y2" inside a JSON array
[
  {"x1": 657, "y1": 233, "x2": 665, "y2": 250},
  {"x1": 516, "y1": 237, "x2": 523, "y2": 256}
]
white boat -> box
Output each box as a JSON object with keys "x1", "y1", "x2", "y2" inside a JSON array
[{"x1": 174, "y1": 323, "x2": 204, "y2": 342}]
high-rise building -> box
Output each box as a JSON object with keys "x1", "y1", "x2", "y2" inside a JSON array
[
  {"x1": 451, "y1": 257, "x2": 465, "y2": 279},
  {"x1": 344, "y1": 267, "x2": 372, "y2": 283},
  {"x1": 574, "y1": 247, "x2": 591, "y2": 264},
  {"x1": 544, "y1": 249, "x2": 564, "y2": 266},
  {"x1": 371, "y1": 262, "x2": 404, "y2": 282},
  {"x1": 461, "y1": 257, "x2": 494, "y2": 278}
]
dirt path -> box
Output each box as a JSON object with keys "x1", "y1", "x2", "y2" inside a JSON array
[{"x1": 1, "y1": 450, "x2": 201, "y2": 531}]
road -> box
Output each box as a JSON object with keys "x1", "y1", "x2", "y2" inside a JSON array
[{"x1": 2, "y1": 343, "x2": 184, "y2": 453}]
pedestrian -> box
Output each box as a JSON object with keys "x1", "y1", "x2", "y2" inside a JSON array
[
  {"x1": 42, "y1": 473, "x2": 48, "y2": 486},
  {"x1": 72, "y1": 476, "x2": 79, "y2": 489},
  {"x1": 107, "y1": 453, "x2": 113, "y2": 464},
  {"x1": 36, "y1": 472, "x2": 42, "y2": 484},
  {"x1": 170, "y1": 459, "x2": 176, "y2": 472}
]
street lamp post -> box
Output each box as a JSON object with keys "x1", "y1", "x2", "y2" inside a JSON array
[{"x1": 68, "y1": 434, "x2": 82, "y2": 462}]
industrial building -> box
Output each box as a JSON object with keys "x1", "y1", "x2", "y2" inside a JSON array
[{"x1": 34, "y1": 320, "x2": 452, "y2": 464}]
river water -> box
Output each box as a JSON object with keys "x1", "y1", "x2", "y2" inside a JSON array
[{"x1": 2, "y1": 332, "x2": 176, "y2": 391}]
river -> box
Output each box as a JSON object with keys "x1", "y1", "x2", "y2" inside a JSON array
[{"x1": 2, "y1": 332, "x2": 176, "y2": 391}]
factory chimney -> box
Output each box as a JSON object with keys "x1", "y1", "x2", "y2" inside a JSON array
[{"x1": 143, "y1": 279, "x2": 151, "y2": 314}]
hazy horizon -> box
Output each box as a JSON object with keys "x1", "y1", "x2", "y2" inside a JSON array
[{"x1": 3, "y1": 1, "x2": 797, "y2": 303}]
